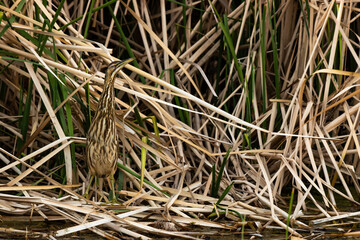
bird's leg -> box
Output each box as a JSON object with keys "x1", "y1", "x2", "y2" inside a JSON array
[
  {"x1": 106, "y1": 174, "x2": 116, "y2": 202},
  {"x1": 84, "y1": 175, "x2": 94, "y2": 199},
  {"x1": 111, "y1": 173, "x2": 116, "y2": 201},
  {"x1": 98, "y1": 178, "x2": 107, "y2": 202}
]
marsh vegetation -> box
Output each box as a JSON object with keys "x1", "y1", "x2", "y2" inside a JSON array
[{"x1": 0, "y1": 0, "x2": 360, "y2": 239}]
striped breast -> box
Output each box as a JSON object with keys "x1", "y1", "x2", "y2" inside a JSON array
[{"x1": 86, "y1": 111, "x2": 118, "y2": 178}]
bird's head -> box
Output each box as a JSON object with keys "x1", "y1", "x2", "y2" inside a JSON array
[{"x1": 107, "y1": 58, "x2": 134, "y2": 80}]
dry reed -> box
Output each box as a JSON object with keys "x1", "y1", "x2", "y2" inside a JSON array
[{"x1": 0, "y1": 0, "x2": 360, "y2": 239}]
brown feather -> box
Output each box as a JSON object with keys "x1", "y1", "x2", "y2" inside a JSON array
[{"x1": 86, "y1": 60, "x2": 132, "y2": 178}]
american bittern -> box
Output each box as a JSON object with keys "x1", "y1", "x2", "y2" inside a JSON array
[{"x1": 86, "y1": 59, "x2": 133, "y2": 200}]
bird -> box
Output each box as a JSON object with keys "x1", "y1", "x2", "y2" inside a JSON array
[{"x1": 86, "y1": 58, "x2": 134, "y2": 201}]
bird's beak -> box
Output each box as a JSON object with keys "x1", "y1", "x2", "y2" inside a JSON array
[
  {"x1": 111, "y1": 58, "x2": 134, "y2": 76},
  {"x1": 113, "y1": 58, "x2": 134, "y2": 71},
  {"x1": 122, "y1": 58, "x2": 135, "y2": 65}
]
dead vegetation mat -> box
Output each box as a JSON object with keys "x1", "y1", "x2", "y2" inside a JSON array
[{"x1": 1, "y1": 0, "x2": 360, "y2": 239}]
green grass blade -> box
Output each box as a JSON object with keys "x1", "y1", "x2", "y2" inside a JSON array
[
  {"x1": 117, "y1": 162, "x2": 170, "y2": 197},
  {"x1": 268, "y1": 2, "x2": 280, "y2": 100},
  {"x1": 221, "y1": 15, "x2": 244, "y2": 84},
  {"x1": 212, "y1": 147, "x2": 232, "y2": 197},
  {"x1": 0, "y1": 0, "x2": 26, "y2": 38},
  {"x1": 286, "y1": 187, "x2": 295, "y2": 240},
  {"x1": 182, "y1": 0, "x2": 187, "y2": 49},
  {"x1": 149, "y1": 116, "x2": 160, "y2": 139},
  {"x1": 260, "y1": 5, "x2": 267, "y2": 114},
  {"x1": 83, "y1": 0, "x2": 96, "y2": 38},
  {"x1": 108, "y1": 5, "x2": 146, "y2": 84},
  {"x1": 140, "y1": 136, "x2": 148, "y2": 189},
  {"x1": 216, "y1": 182, "x2": 234, "y2": 205},
  {"x1": 215, "y1": 147, "x2": 231, "y2": 196},
  {"x1": 59, "y1": 74, "x2": 76, "y2": 181},
  {"x1": 211, "y1": 164, "x2": 216, "y2": 197},
  {"x1": 298, "y1": 0, "x2": 310, "y2": 36},
  {"x1": 59, "y1": 0, "x2": 118, "y2": 31},
  {"x1": 132, "y1": 99, "x2": 146, "y2": 134},
  {"x1": 17, "y1": 81, "x2": 32, "y2": 152},
  {"x1": 170, "y1": 69, "x2": 187, "y2": 124}
]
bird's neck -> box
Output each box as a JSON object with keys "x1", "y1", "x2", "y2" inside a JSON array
[{"x1": 97, "y1": 78, "x2": 115, "y2": 115}]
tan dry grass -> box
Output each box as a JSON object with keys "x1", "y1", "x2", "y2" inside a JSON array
[{"x1": 0, "y1": 0, "x2": 360, "y2": 239}]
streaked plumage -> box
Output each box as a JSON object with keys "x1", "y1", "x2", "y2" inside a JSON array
[{"x1": 86, "y1": 59, "x2": 133, "y2": 178}]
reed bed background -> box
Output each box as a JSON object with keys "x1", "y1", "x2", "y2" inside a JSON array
[{"x1": 0, "y1": 0, "x2": 360, "y2": 239}]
